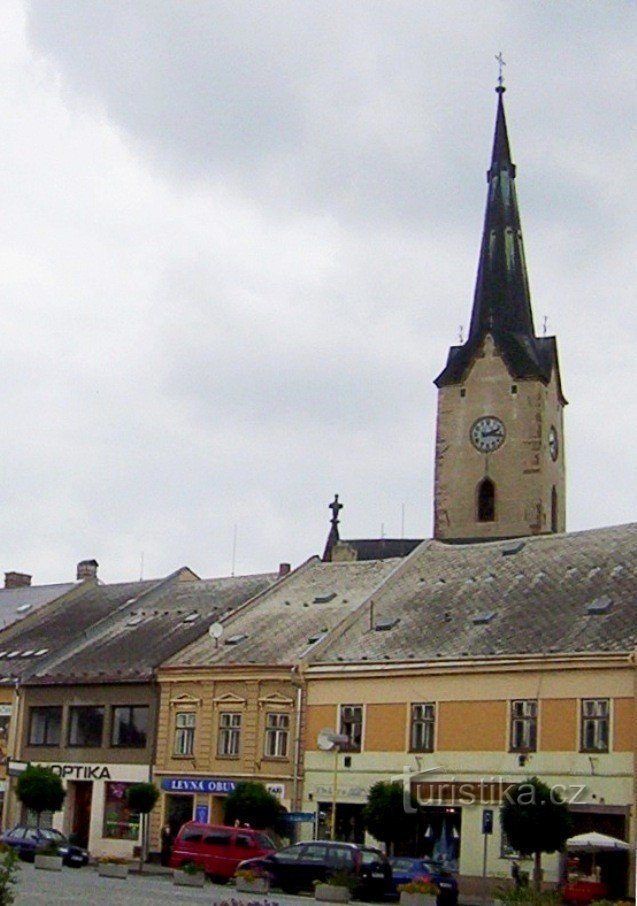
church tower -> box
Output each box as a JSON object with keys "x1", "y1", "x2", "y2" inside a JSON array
[{"x1": 433, "y1": 83, "x2": 566, "y2": 541}]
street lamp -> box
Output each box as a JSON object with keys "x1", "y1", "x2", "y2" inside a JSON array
[{"x1": 317, "y1": 730, "x2": 350, "y2": 841}]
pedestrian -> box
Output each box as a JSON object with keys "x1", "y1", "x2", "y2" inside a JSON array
[
  {"x1": 511, "y1": 860, "x2": 521, "y2": 888},
  {"x1": 160, "y1": 823, "x2": 173, "y2": 866}
]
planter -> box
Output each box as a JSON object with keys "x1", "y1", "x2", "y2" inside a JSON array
[
  {"x1": 174, "y1": 869, "x2": 206, "y2": 888},
  {"x1": 399, "y1": 894, "x2": 436, "y2": 906},
  {"x1": 236, "y1": 876, "x2": 270, "y2": 894},
  {"x1": 97, "y1": 862, "x2": 129, "y2": 879},
  {"x1": 315, "y1": 883, "x2": 351, "y2": 903},
  {"x1": 34, "y1": 854, "x2": 63, "y2": 871}
]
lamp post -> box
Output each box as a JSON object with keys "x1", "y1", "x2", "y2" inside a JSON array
[{"x1": 317, "y1": 730, "x2": 350, "y2": 841}]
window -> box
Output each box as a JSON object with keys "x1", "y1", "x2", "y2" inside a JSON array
[
  {"x1": 111, "y1": 706, "x2": 148, "y2": 748},
  {"x1": 339, "y1": 704, "x2": 363, "y2": 752},
  {"x1": 103, "y1": 782, "x2": 140, "y2": 839},
  {"x1": 410, "y1": 702, "x2": 435, "y2": 752},
  {"x1": 174, "y1": 712, "x2": 196, "y2": 756},
  {"x1": 28, "y1": 707, "x2": 62, "y2": 746},
  {"x1": 68, "y1": 706, "x2": 104, "y2": 747},
  {"x1": 510, "y1": 700, "x2": 537, "y2": 752},
  {"x1": 264, "y1": 712, "x2": 289, "y2": 758},
  {"x1": 218, "y1": 712, "x2": 241, "y2": 756},
  {"x1": 477, "y1": 479, "x2": 495, "y2": 522},
  {"x1": 581, "y1": 699, "x2": 609, "y2": 752}
]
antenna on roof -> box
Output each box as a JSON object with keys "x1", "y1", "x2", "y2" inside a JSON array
[
  {"x1": 231, "y1": 524, "x2": 238, "y2": 577},
  {"x1": 458, "y1": 325, "x2": 464, "y2": 344},
  {"x1": 543, "y1": 315, "x2": 549, "y2": 336},
  {"x1": 401, "y1": 503, "x2": 405, "y2": 540},
  {"x1": 139, "y1": 552, "x2": 144, "y2": 581}
]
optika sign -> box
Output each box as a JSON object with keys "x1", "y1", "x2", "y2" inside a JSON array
[{"x1": 48, "y1": 764, "x2": 112, "y2": 780}]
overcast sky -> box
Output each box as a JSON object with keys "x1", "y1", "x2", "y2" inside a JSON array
[{"x1": 1, "y1": 1, "x2": 636, "y2": 584}]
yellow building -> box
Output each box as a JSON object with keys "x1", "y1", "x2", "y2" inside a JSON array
[
  {"x1": 152, "y1": 556, "x2": 400, "y2": 847},
  {"x1": 302, "y1": 526, "x2": 636, "y2": 898}
]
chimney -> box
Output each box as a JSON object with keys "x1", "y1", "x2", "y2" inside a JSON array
[
  {"x1": 77, "y1": 559, "x2": 99, "y2": 581},
  {"x1": 278, "y1": 563, "x2": 291, "y2": 578},
  {"x1": 4, "y1": 572, "x2": 32, "y2": 589}
]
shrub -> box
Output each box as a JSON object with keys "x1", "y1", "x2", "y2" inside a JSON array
[
  {"x1": 181, "y1": 861, "x2": 204, "y2": 875},
  {"x1": 0, "y1": 846, "x2": 20, "y2": 906}
]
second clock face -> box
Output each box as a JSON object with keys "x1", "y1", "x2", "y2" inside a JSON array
[{"x1": 470, "y1": 416, "x2": 506, "y2": 453}]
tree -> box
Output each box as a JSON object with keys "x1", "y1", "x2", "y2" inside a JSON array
[
  {"x1": 15, "y1": 766, "x2": 65, "y2": 828},
  {"x1": 500, "y1": 776, "x2": 572, "y2": 890},
  {"x1": 362, "y1": 780, "x2": 418, "y2": 855},
  {"x1": 223, "y1": 781, "x2": 283, "y2": 830},
  {"x1": 126, "y1": 782, "x2": 159, "y2": 873},
  {"x1": 0, "y1": 846, "x2": 20, "y2": 906}
]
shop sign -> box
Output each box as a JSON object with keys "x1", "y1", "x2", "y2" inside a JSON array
[
  {"x1": 195, "y1": 805, "x2": 209, "y2": 823},
  {"x1": 48, "y1": 764, "x2": 112, "y2": 780},
  {"x1": 161, "y1": 777, "x2": 236, "y2": 794},
  {"x1": 0, "y1": 706, "x2": 12, "y2": 717},
  {"x1": 266, "y1": 783, "x2": 285, "y2": 800},
  {"x1": 286, "y1": 812, "x2": 315, "y2": 823}
]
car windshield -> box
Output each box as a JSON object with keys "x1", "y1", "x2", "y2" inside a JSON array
[
  {"x1": 257, "y1": 834, "x2": 277, "y2": 850},
  {"x1": 40, "y1": 830, "x2": 66, "y2": 842}
]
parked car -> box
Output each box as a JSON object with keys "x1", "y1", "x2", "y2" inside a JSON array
[
  {"x1": 0, "y1": 825, "x2": 89, "y2": 867},
  {"x1": 389, "y1": 857, "x2": 458, "y2": 906},
  {"x1": 168, "y1": 822, "x2": 277, "y2": 881},
  {"x1": 238, "y1": 840, "x2": 392, "y2": 900}
]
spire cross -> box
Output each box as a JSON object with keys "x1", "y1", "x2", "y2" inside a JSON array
[
  {"x1": 495, "y1": 52, "x2": 506, "y2": 89},
  {"x1": 329, "y1": 494, "x2": 343, "y2": 527}
]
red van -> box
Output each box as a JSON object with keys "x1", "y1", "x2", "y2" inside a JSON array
[{"x1": 169, "y1": 822, "x2": 277, "y2": 880}]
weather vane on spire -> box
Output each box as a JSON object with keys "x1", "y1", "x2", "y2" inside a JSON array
[{"x1": 495, "y1": 52, "x2": 506, "y2": 90}]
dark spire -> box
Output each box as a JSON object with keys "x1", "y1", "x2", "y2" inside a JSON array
[
  {"x1": 435, "y1": 84, "x2": 556, "y2": 388},
  {"x1": 469, "y1": 84, "x2": 535, "y2": 341}
]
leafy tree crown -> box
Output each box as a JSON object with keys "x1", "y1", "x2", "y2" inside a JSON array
[
  {"x1": 500, "y1": 776, "x2": 572, "y2": 856},
  {"x1": 16, "y1": 766, "x2": 65, "y2": 817}
]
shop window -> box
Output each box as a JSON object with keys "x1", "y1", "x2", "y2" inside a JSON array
[
  {"x1": 68, "y1": 706, "x2": 104, "y2": 747},
  {"x1": 339, "y1": 704, "x2": 362, "y2": 752},
  {"x1": 174, "y1": 712, "x2": 196, "y2": 756},
  {"x1": 580, "y1": 699, "x2": 609, "y2": 752},
  {"x1": 410, "y1": 702, "x2": 435, "y2": 752},
  {"x1": 103, "y1": 782, "x2": 140, "y2": 840},
  {"x1": 218, "y1": 712, "x2": 241, "y2": 756},
  {"x1": 264, "y1": 712, "x2": 289, "y2": 758},
  {"x1": 111, "y1": 706, "x2": 149, "y2": 748},
  {"x1": 28, "y1": 706, "x2": 62, "y2": 746},
  {"x1": 510, "y1": 700, "x2": 537, "y2": 752}
]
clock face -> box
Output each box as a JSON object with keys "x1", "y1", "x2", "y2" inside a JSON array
[
  {"x1": 549, "y1": 425, "x2": 559, "y2": 461},
  {"x1": 470, "y1": 416, "x2": 506, "y2": 453}
]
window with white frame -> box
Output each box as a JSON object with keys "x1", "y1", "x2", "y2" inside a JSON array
[
  {"x1": 339, "y1": 704, "x2": 362, "y2": 752},
  {"x1": 264, "y1": 712, "x2": 289, "y2": 758},
  {"x1": 580, "y1": 699, "x2": 609, "y2": 752},
  {"x1": 174, "y1": 711, "x2": 196, "y2": 756},
  {"x1": 218, "y1": 711, "x2": 241, "y2": 756},
  {"x1": 410, "y1": 702, "x2": 435, "y2": 752},
  {"x1": 510, "y1": 700, "x2": 537, "y2": 752}
]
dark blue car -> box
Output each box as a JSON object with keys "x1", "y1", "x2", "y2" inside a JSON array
[
  {"x1": 0, "y1": 825, "x2": 89, "y2": 867},
  {"x1": 389, "y1": 857, "x2": 458, "y2": 906}
]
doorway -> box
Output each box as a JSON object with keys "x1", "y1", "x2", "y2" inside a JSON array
[
  {"x1": 165, "y1": 794, "x2": 194, "y2": 837},
  {"x1": 70, "y1": 782, "x2": 93, "y2": 848}
]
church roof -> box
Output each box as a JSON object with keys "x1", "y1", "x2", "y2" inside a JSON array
[
  {"x1": 310, "y1": 522, "x2": 637, "y2": 663},
  {"x1": 435, "y1": 87, "x2": 562, "y2": 394}
]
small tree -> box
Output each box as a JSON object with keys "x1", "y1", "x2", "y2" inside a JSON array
[
  {"x1": 223, "y1": 781, "x2": 282, "y2": 831},
  {"x1": 126, "y1": 782, "x2": 159, "y2": 873},
  {"x1": 16, "y1": 766, "x2": 65, "y2": 828},
  {"x1": 501, "y1": 776, "x2": 572, "y2": 890},
  {"x1": 362, "y1": 780, "x2": 418, "y2": 855}
]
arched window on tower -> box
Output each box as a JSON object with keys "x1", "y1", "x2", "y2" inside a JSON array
[
  {"x1": 551, "y1": 486, "x2": 558, "y2": 533},
  {"x1": 477, "y1": 478, "x2": 495, "y2": 522}
]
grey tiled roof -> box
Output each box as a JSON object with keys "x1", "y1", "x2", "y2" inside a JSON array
[
  {"x1": 314, "y1": 523, "x2": 637, "y2": 663},
  {"x1": 163, "y1": 557, "x2": 401, "y2": 668},
  {"x1": 27, "y1": 573, "x2": 277, "y2": 683},
  {"x1": 0, "y1": 583, "x2": 76, "y2": 633},
  {"x1": 0, "y1": 579, "x2": 159, "y2": 682}
]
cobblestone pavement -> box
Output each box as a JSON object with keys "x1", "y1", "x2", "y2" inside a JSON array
[{"x1": 14, "y1": 863, "x2": 299, "y2": 905}]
